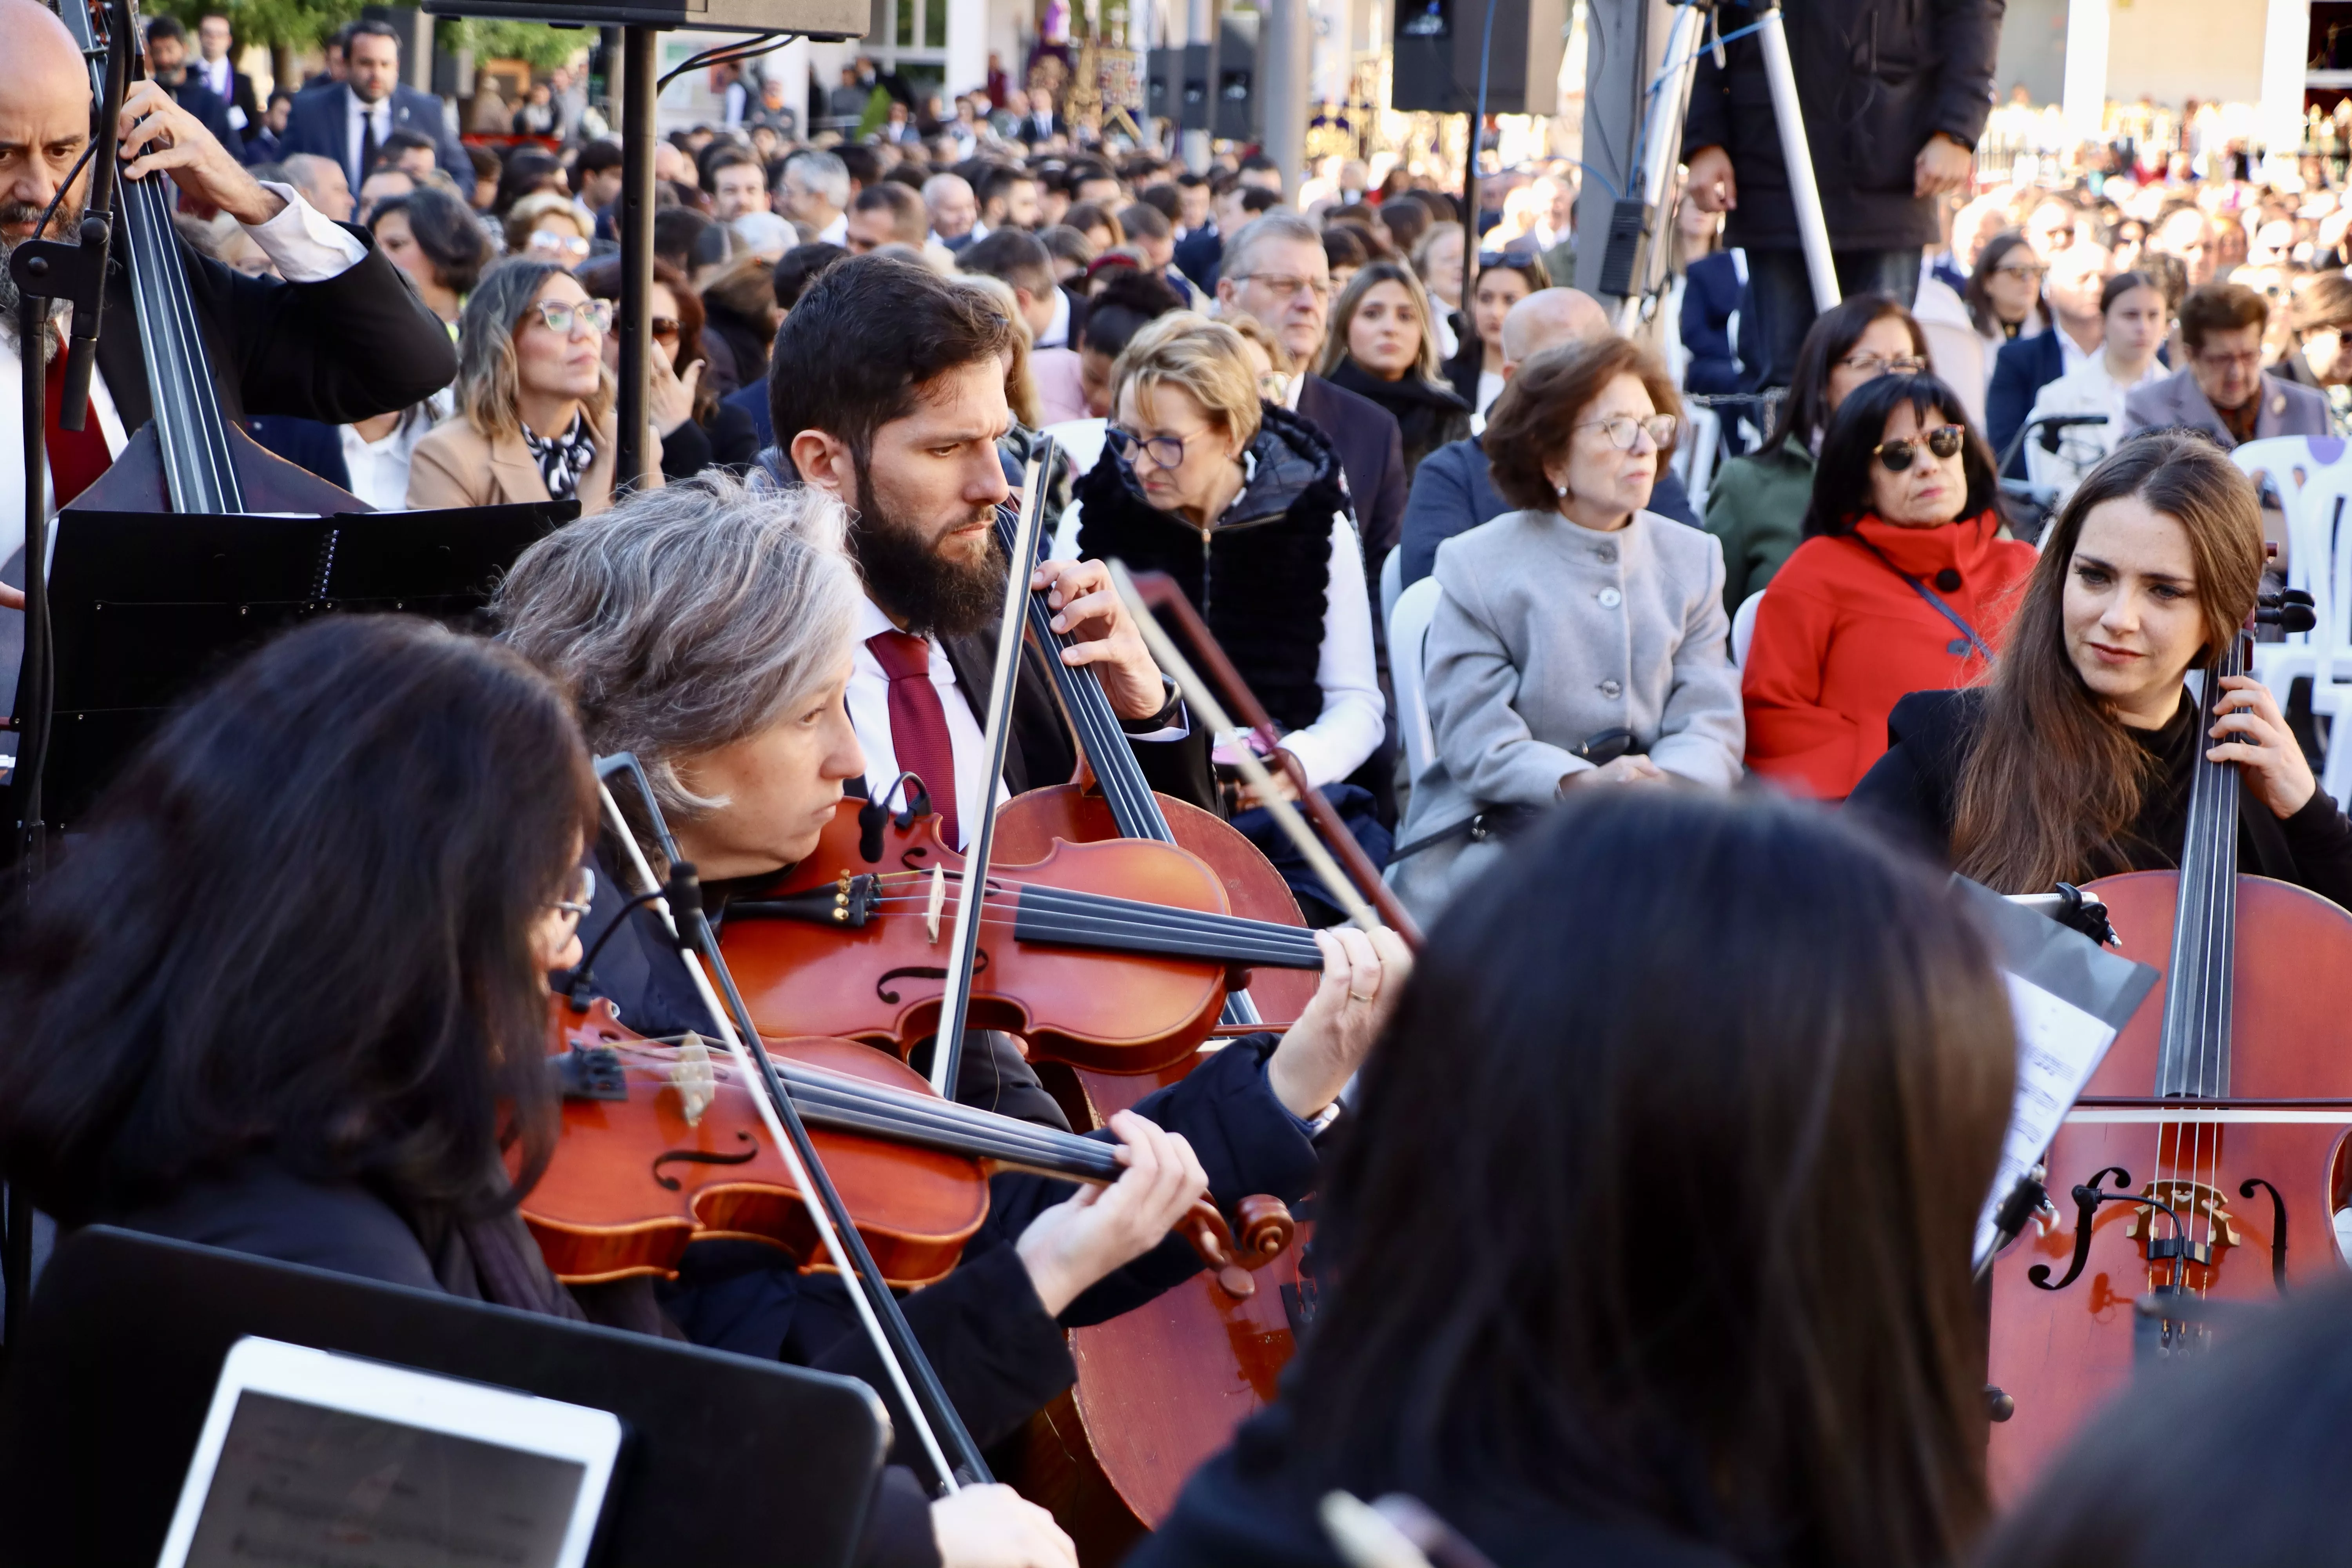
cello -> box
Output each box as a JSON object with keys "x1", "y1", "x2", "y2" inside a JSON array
[{"x1": 1985, "y1": 592, "x2": 2352, "y2": 1500}]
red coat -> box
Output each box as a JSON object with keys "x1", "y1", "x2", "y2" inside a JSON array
[{"x1": 1741, "y1": 511, "x2": 2037, "y2": 799}]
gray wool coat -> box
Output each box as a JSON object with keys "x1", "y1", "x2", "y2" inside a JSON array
[{"x1": 1387, "y1": 507, "x2": 1746, "y2": 920}]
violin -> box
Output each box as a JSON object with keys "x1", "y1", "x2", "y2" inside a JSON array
[
  {"x1": 716, "y1": 798, "x2": 1328, "y2": 1074},
  {"x1": 522, "y1": 995, "x2": 1296, "y2": 1297},
  {"x1": 1985, "y1": 592, "x2": 2352, "y2": 1500}
]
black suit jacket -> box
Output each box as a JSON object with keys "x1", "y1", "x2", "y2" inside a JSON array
[
  {"x1": 96, "y1": 221, "x2": 457, "y2": 432},
  {"x1": 280, "y1": 81, "x2": 471, "y2": 185},
  {"x1": 1985, "y1": 330, "x2": 2069, "y2": 476},
  {"x1": 161, "y1": 76, "x2": 242, "y2": 162},
  {"x1": 938, "y1": 629, "x2": 1217, "y2": 811},
  {"x1": 1293, "y1": 373, "x2": 1407, "y2": 565}
]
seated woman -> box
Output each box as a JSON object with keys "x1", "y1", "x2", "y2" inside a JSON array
[
  {"x1": 497, "y1": 476, "x2": 1409, "y2": 1337},
  {"x1": 1850, "y1": 432, "x2": 2352, "y2": 907},
  {"x1": 368, "y1": 187, "x2": 488, "y2": 328},
  {"x1": 1137, "y1": 790, "x2": 2019, "y2": 1568},
  {"x1": 1388, "y1": 338, "x2": 1743, "y2": 922},
  {"x1": 505, "y1": 188, "x2": 594, "y2": 269},
  {"x1": 577, "y1": 254, "x2": 760, "y2": 482},
  {"x1": 1314, "y1": 260, "x2": 1472, "y2": 483},
  {"x1": 1442, "y1": 243, "x2": 1548, "y2": 426},
  {"x1": 1963, "y1": 230, "x2": 2051, "y2": 379},
  {"x1": 0, "y1": 615, "x2": 1091, "y2": 1568},
  {"x1": 1741, "y1": 373, "x2": 2033, "y2": 802},
  {"x1": 408, "y1": 257, "x2": 661, "y2": 513},
  {"x1": 1053, "y1": 312, "x2": 1388, "y2": 916},
  {"x1": 1703, "y1": 294, "x2": 1931, "y2": 617},
  {"x1": 2020, "y1": 270, "x2": 2170, "y2": 506}
]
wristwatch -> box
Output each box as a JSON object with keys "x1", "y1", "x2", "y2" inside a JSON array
[{"x1": 1118, "y1": 677, "x2": 1184, "y2": 735}]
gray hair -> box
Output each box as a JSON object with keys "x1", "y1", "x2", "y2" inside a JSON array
[
  {"x1": 1221, "y1": 210, "x2": 1323, "y2": 286},
  {"x1": 494, "y1": 473, "x2": 862, "y2": 821},
  {"x1": 784, "y1": 149, "x2": 850, "y2": 209}
]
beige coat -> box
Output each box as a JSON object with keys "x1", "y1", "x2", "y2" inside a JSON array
[{"x1": 404, "y1": 408, "x2": 659, "y2": 513}]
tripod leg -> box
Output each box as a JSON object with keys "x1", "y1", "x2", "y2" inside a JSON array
[{"x1": 1752, "y1": 0, "x2": 1841, "y2": 315}]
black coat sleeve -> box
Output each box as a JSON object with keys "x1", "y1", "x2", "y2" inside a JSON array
[
  {"x1": 1844, "y1": 689, "x2": 1974, "y2": 866},
  {"x1": 2278, "y1": 791, "x2": 2352, "y2": 913},
  {"x1": 1929, "y1": 0, "x2": 2006, "y2": 149},
  {"x1": 191, "y1": 225, "x2": 459, "y2": 425},
  {"x1": 659, "y1": 412, "x2": 715, "y2": 482}
]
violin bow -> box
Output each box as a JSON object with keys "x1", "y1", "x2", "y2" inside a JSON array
[
  {"x1": 588, "y1": 753, "x2": 990, "y2": 1493},
  {"x1": 927, "y1": 441, "x2": 1053, "y2": 1097},
  {"x1": 1105, "y1": 558, "x2": 1390, "y2": 937}
]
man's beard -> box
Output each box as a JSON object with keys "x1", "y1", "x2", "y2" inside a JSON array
[
  {"x1": 0, "y1": 198, "x2": 80, "y2": 362},
  {"x1": 846, "y1": 452, "x2": 1008, "y2": 639}
]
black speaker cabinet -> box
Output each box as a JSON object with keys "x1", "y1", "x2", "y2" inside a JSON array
[
  {"x1": 425, "y1": 0, "x2": 867, "y2": 39},
  {"x1": 1213, "y1": 14, "x2": 1257, "y2": 141},
  {"x1": 1389, "y1": 0, "x2": 1566, "y2": 116}
]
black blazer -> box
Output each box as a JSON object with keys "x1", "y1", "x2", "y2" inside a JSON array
[
  {"x1": 938, "y1": 628, "x2": 1217, "y2": 810},
  {"x1": 1984, "y1": 330, "x2": 2069, "y2": 476},
  {"x1": 94, "y1": 221, "x2": 458, "y2": 432},
  {"x1": 1293, "y1": 373, "x2": 1407, "y2": 565},
  {"x1": 280, "y1": 80, "x2": 472, "y2": 184}
]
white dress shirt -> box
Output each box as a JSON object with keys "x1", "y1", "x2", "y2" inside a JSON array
[
  {"x1": 345, "y1": 87, "x2": 393, "y2": 188},
  {"x1": 847, "y1": 593, "x2": 1009, "y2": 850},
  {"x1": 817, "y1": 211, "x2": 849, "y2": 247},
  {"x1": 1036, "y1": 285, "x2": 1072, "y2": 350},
  {"x1": 0, "y1": 184, "x2": 367, "y2": 568},
  {"x1": 339, "y1": 410, "x2": 433, "y2": 510}
]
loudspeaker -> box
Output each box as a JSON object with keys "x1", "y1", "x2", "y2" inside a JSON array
[
  {"x1": 1389, "y1": 0, "x2": 1566, "y2": 116},
  {"x1": 1180, "y1": 41, "x2": 1211, "y2": 131},
  {"x1": 1147, "y1": 47, "x2": 1178, "y2": 122},
  {"x1": 1213, "y1": 13, "x2": 1256, "y2": 140},
  {"x1": 425, "y1": 0, "x2": 866, "y2": 40}
]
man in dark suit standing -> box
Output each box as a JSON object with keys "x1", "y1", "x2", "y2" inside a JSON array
[
  {"x1": 193, "y1": 12, "x2": 260, "y2": 132},
  {"x1": 143, "y1": 16, "x2": 241, "y2": 162},
  {"x1": 279, "y1": 20, "x2": 470, "y2": 192}
]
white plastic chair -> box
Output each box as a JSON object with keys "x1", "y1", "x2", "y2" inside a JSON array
[
  {"x1": 1388, "y1": 575, "x2": 1443, "y2": 784},
  {"x1": 1679, "y1": 404, "x2": 1724, "y2": 516},
  {"x1": 2232, "y1": 436, "x2": 2352, "y2": 809},
  {"x1": 1730, "y1": 588, "x2": 1765, "y2": 670},
  {"x1": 1379, "y1": 544, "x2": 1402, "y2": 631}
]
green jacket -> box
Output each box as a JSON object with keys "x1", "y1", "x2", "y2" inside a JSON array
[{"x1": 1703, "y1": 442, "x2": 1815, "y2": 618}]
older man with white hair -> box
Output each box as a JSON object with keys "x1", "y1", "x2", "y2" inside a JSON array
[
  {"x1": 1398, "y1": 288, "x2": 1702, "y2": 586},
  {"x1": 922, "y1": 171, "x2": 983, "y2": 252},
  {"x1": 779, "y1": 149, "x2": 851, "y2": 245}
]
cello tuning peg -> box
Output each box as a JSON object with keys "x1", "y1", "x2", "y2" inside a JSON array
[{"x1": 2257, "y1": 603, "x2": 2319, "y2": 633}]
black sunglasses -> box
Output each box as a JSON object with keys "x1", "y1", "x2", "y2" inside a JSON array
[{"x1": 1873, "y1": 424, "x2": 1965, "y2": 472}]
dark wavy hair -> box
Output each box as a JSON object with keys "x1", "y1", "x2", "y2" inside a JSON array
[
  {"x1": 0, "y1": 617, "x2": 598, "y2": 1227},
  {"x1": 1800, "y1": 372, "x2": 2004, "y2": 539},
  {"x1": 1760, "y1": 292, "x2": 1931, "y2": 458},
  {"x1": 368, "y1": 186, "x2": 494, "y2": 297},
  {"x1": 1281, "y1": 791, "x2": 2015, "y2": 1566}
]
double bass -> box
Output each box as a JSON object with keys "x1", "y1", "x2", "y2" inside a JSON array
[{"x1": 1985, "y1": 594, "x2": 2352, "y2": 1499}]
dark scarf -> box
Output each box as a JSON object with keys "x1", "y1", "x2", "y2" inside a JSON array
[
  {"x1": 1324, "y1": 355, "x2": 1472, "y2": 472},
  {"x1": 523, "y1": 412, "x2": 597, "y2": 501},
  {"x1": 1074, "y1": 403, "x2": 1350, "y2": 735}
]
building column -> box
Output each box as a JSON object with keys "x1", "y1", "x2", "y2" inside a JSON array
[
  {"x1": 1181, "y1": 0, "x2": 1212, "y2": 171},
  {"x1": 2060, "y1": 0, "x2": 2108, "y2": 149},
  {"x1": 1261, "y1": 0, "x2": 1310, "y2": 187},
  {"x1": 947, "y1": 0, "x2": 990, "y2": 96},
  {"x1": 2259, "y1": 0, "x2": 2312, "y2": 167}
]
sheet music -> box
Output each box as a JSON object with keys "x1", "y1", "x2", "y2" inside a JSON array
[{"x1": 1973, "y1": 972, "x2": 2122, "y2": 1268}]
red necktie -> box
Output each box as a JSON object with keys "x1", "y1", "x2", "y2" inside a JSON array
[
  {"x1": 44, "y1": 350, "x2": 111, "y2": 510},
  {"x1": 867, "y1": 629, "x2": 961, "y2": 848}
]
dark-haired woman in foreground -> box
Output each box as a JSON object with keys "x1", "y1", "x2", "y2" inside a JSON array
[
  {"x1": 1850, "y1": 432, "x2": 2352, "y2": 906},
  {"x1": 1741, "y1": 372, "x2": 2035, "y2": 801},
  {"x1": 1136, "y1": 791, "x2": 2017, "y2": 1568},
  {"x1": 0, "y1": 615, "x2": 1098, "y2": 1568}
]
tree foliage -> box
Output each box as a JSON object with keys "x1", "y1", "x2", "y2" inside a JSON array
[
  {"x1": 436, "y1": 16, "x2": 589, "y2": 72},
  {"x1": 147, "y1": 0, "x2": 359, "y2": 51}
]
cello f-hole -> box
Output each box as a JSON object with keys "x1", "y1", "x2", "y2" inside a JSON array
[
  {"x1": 2237, "y1": 1176, "x2": 2288, "y2": 1292},
  {"x1": 2029, "y1": 1166, "x2": 2133, "y2": 1292}
]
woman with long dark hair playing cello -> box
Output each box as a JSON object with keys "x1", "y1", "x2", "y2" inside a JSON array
[{"x1": 1850, "y1": 429, "x2": 2352, "y2": 902}]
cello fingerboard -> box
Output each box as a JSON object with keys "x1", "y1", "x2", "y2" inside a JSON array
[{"x1": 2154, "y1": 642, "x2": 2245, "y2": 1100}]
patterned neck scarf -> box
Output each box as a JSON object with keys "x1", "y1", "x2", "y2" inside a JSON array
[{"x1": 522, "y1": 411, "x2": 595, "y2": 501}]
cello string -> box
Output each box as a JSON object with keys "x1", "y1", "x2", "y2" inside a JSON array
[
  {"x1": 848, "y1": 896, "x2": 1328, "y2": 968},
  {"x1": 861, "y1": 868, "x2": 1332, "y2": 949}
]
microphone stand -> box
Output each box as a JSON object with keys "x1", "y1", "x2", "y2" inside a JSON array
[{"x1": 2, "y1": 0, "x2": 127, "y2": 1361}]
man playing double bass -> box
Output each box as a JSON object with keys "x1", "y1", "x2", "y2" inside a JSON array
[{"x1": 0, "y1": 0, "x2": 456, "y2": 593}]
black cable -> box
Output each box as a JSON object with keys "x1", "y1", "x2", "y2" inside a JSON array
[{"x1": 657, "y1": 33, "x2": 801, "y2": 94}]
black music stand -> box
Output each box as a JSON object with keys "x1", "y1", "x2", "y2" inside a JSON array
[
  {"x1": 19, "y1": 501, "x2": 572, "y2": 826},
  {"x1": 0, "y1": 1226, "x2": 887, "y2": 1567}
]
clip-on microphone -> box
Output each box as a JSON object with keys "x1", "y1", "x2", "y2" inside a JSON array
[{"x1": 856, "y1": 771, "x2": 933, "y2": 864}]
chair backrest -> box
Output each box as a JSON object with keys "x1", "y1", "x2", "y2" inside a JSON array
[
  {"x1": 1388, "y1": 575, "x2": 1443, "y2": 782},
  {"x1": 1680, "y1": 404, "x2": 1724, "y2": 514},
  {"x1": 1730, "y1": 587, "x2": 1765, "y2": 669},
  {"x1": 1910, "y1": 276, "x2": 1989, "y2": 430},
  {"x1": 2235, "y1": 435, "x2": 2352, "y2": 682},
  {"x1": 1378, "y1": 541, "x2": 1402, "y2": 630}
]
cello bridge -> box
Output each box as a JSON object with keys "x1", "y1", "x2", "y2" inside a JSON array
[
  {"x1": 2123, "y1": 1179, "x2": 2240, "y2": 1268},
  {"x1": 670, "y1": 1033, "x2": 716, "y2": 1127}
]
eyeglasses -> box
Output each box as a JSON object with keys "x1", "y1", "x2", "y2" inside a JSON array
[
  {"x1": 1235, "y1": 273, "x2": 1332, "y2": 301},
  {"x1": 650, "y1": 316, "x2": 681, "y2": 342},
  {"x1": 1873, "y1": 424, "x2": 1966, "y2": 471},
  {"x1": 551, "y1": 866, "x2": 596, "y2": 922},
  {"x1": 529, "y1": 298, "x2": 613, "y2": 337},
  {"x1": 1989, "y1": 261, "x2": 2047, "y2": 281},
  {"x1": 1575, "y1": 413, "x2": 1678, "y2": 450},
  {"x1": 1107, "y1": 425, "x2": 1201, "y2": 470},
  {"x1": 526, "y1": 229, "x2": 593, "y2": 261},
  {"x1": 2195, "y1": 347, "x2": 2262, "y2": 370},
  {"x1": 1838, "y1": 351, "x2": 1930, "y2": 377}
]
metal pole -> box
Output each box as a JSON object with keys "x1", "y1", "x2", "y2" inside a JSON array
[
  {"x1": 1753, "y1": 0, "x2": 1838, "y2": 314},
  {"x1": 616, "y1": 25, "x2": 658, "y2": 490},
  {"x1": 1259, "y1": 0, "x2": 1308, "y2": 194}
]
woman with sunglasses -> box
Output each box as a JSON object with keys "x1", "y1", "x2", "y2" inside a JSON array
[
  {"x1": 1741, "y1": 373, "x2": 2031, "y2": 800},
  {"x1": 1388, "y1": 337, "x2": 1743, "y2": 922},
  {"x1": 1702, "y1": 294, "x2": 1933, "y2": 617},
  {"x1": 577, "y1": 255, "x2": 761, "y2": 483},
  {"x1": 1962, "y1": 232, "x2": 2052, "y2": 384},
  {"x1": 408, "y1": 257, "x2": 662, "y2": 513}
]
